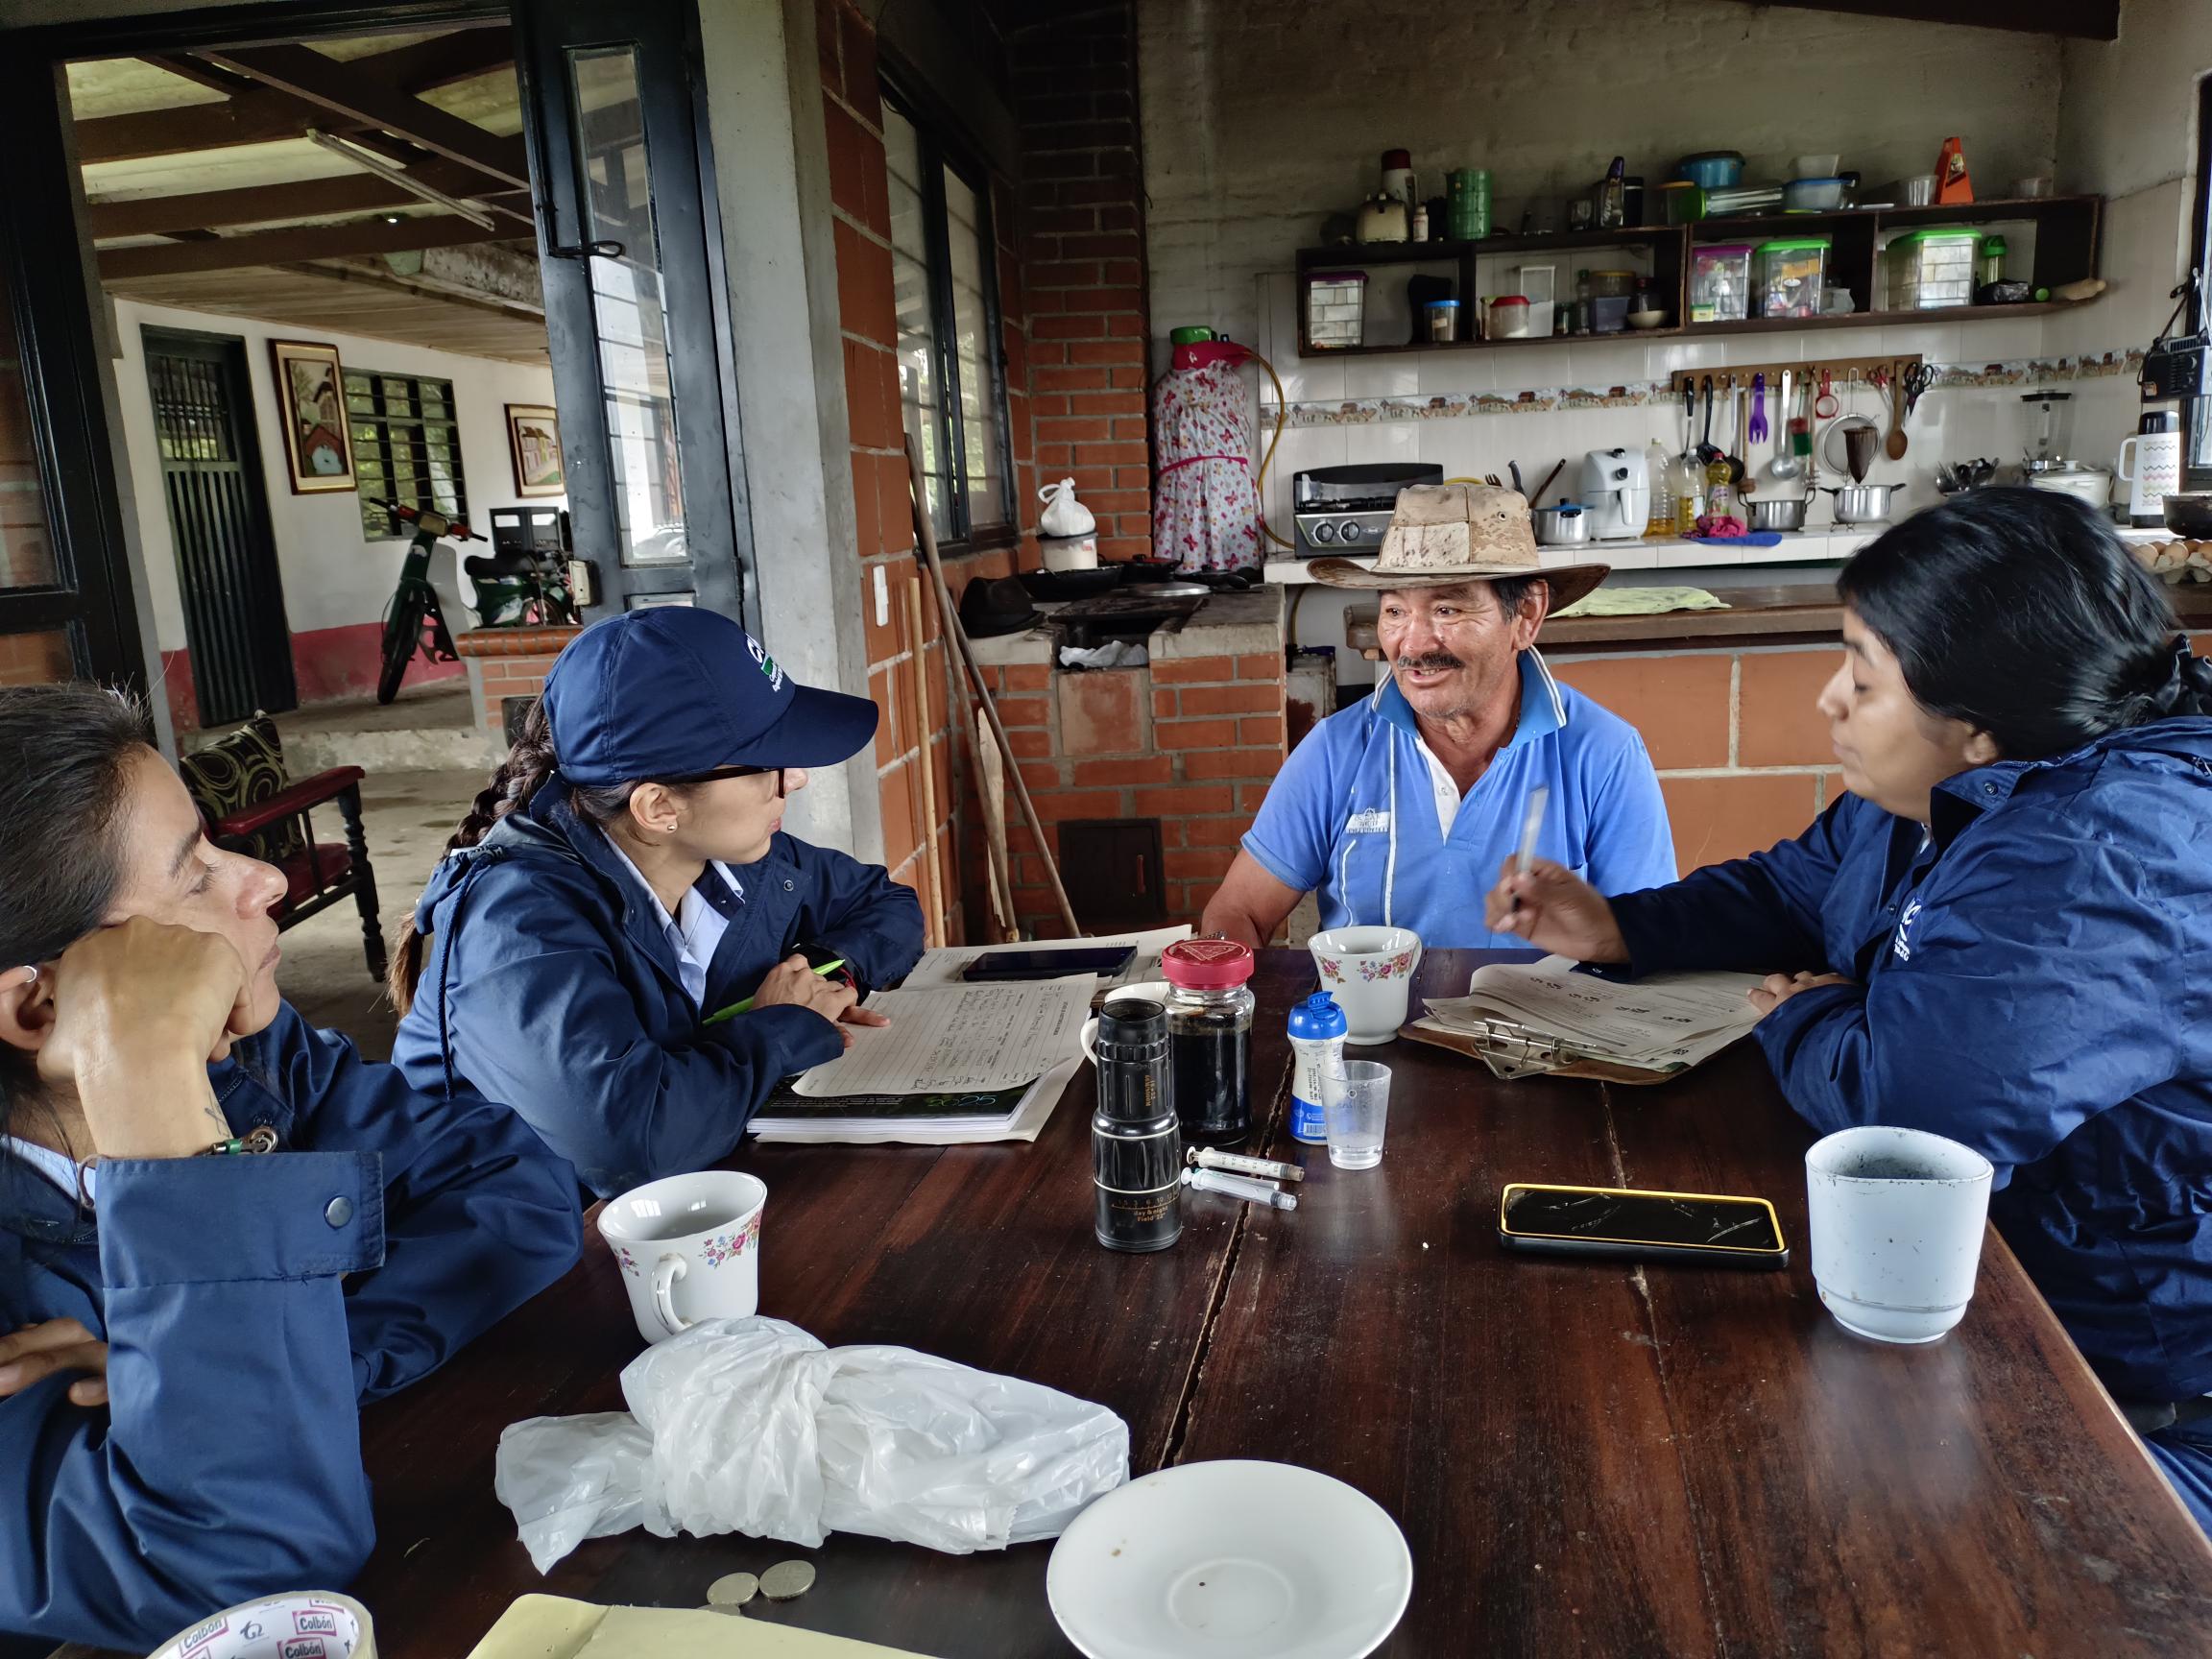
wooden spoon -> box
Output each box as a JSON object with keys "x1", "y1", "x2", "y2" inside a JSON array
[{"x1": 1885, "y1": 364, "x2": 1910, "y2": 461}]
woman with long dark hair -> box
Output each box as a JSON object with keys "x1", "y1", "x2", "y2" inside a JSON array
[
  {"x1": 0, "y1": 686, "x2": 580, "y2": 1653},
  {"x1": 388, "y1": 607, "x2": 925, "y2": 1198},
  {"x1": 1487, "y1": 489, "x2": 2212, "y2": 1530}
]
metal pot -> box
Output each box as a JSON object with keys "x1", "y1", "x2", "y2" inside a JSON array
[
  {"x1": 1531, "y1": 505, "x2": 1591, "y2": 546},
  {"x1": 1746, "y1": 495, "x2": 1810, "y2": 533},
  {"x1": 2163, "y1": 493, "x2": 2212, "y2": 539},
  {"x1": 1824, "y1": 483, "x2": 1907, "y2": 524}
]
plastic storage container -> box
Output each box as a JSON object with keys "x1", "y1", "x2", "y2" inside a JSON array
[
  {"x1": 1305, "y1": 271, "x2": 1367, "y2": 348},
  {"x1": 1754, "y1": 237, "x2": 1829, "y2": 319},
  {"x1": 1885, "y1": 228, "x2": 1979, "y2": 310},
  {"x1": 1677, "y1": 151, "x2": 1743, "y2": 189},
  {"x1": 1486, "y1": 294, "x2": 1533, "y2": 338},
  {"x1": 1689, "y1": 243, "x2": 1755, "y2": 323},
  {"x1": 1587, "y1": 269, "x2": 1638, "y2": 299}
]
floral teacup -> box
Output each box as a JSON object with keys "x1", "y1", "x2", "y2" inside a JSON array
[
  {"x1": 597, "y1": 1170, "x2": 767, "y2": 1344},
  {"x1": 1309, "y1": 926, "x2": 1424, "y2": 1045}
]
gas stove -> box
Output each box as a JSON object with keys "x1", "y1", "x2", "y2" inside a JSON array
[{"x1": 1291, "y1": 462, "x2": 1441, "y2": 557}]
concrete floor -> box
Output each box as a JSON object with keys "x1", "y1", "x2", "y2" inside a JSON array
[{"x1": 277, "y1": 767, "x2": 483, "y2": 1062}]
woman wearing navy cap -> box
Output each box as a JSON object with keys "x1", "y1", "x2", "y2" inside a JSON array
[{"x1": 389, "y1": 608, "x2": 926, "y2": 1197}]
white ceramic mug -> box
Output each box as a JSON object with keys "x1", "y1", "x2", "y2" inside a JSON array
[
  {"x1": 597, "y1": 1170, "x2": 768, "y2": 1344},
  {"x1": 1308, "y1": 927, "x2": 1424, "y2": 1045},
  {"x1": 1078, "y1": 982, "x2": 1172, "y2": 1062},
  {"x1": 1805, "y1": 1126, "x2": 1993, "y2": 1345}
]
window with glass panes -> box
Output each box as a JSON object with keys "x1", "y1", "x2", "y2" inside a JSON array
[
  {"x1": 345, "y1": 370, "x2": 467, "y2": 541},
  {"x1": 884, "y1": 90, "x2": 1011, "y2": 545}
]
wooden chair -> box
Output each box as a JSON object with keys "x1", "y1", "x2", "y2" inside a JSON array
[{"x1": 180, "y1": 718, "x2": 386, "y2": 982}]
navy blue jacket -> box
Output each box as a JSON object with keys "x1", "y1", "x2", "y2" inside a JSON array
[
  {"x1": 0, "y1": 1004, "x2": 580, "y2": 1657},
  {"x1": 1612, "y1": 719, "x2": 2212, "y2": 1403},
  {"x1": 391, "y1": 787, "x2": 926, "y2": 1197}
]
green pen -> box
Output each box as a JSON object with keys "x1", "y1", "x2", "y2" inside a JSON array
[{"x1": 705, "y1": 959, "x2": 846, "y2": 1025}]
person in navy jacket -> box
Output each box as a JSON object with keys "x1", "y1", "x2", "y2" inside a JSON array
[
  {"x1": 389, "y1": 608, "x2": 925, "y2": 1198},
  {"x1": 0, "y1": 686, "x2": 581, "y2": 1657},
  {"x1": 1487, "y1": 490, "x2": 2212, "y2": 1534}
]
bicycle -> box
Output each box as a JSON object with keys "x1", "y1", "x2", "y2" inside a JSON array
[
  {"x1": 374, "y1": 500, "x2": 471, "y2": 706},
  {"x1": 374, "y1": 500, "x2": 582, "y2": 704}
]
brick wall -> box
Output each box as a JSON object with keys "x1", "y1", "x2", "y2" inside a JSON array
[
  {"x1": 453, "y1": 625, "x2": 581, "y2": 743},
  {"x1": 1551, "y1": 645, "x2": 1849, "y2": 872},
  {"x1": 982, "y1": 649, "x2": 1286, "y2": 931},
  {"x1": 1010, "y1": 6, "x2": 1152, "y2": 563}
]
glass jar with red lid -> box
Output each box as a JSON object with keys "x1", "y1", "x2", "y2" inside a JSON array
[{"x1": 1161, "y1": 938, "x2": 1257, "y2": 1143}]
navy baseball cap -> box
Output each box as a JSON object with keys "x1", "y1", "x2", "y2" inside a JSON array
[{"x1": 540, "y1": 608, "x2": 879, "y2": 787}]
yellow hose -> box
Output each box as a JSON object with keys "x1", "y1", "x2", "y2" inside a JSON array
[{"x1": 1249, "y1": 349, "x2": 1293, "y2": 549}]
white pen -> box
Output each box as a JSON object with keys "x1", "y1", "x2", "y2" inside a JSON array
[{"x1": 1508, "y1": 783, "x2": 1550, "y2": 916}]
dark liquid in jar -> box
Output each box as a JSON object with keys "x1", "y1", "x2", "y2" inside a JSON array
[{"x1": 1170, "y1": 1011, "x2": 1251, "y2": 1142}]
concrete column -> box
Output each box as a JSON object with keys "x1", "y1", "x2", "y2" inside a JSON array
[{"x1": 693, "y1": 0, "x2": 884, "y2": 861}]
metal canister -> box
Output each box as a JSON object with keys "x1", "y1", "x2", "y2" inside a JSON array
[{"x1": 1092, "y1": 998, "x2": 1182, "y2": 1253}]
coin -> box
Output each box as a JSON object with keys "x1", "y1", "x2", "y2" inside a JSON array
[
  {"x1": 758, "y1": 1559, "x2": 817, "y2": 1601},
  {"x1": 707, "y1": 1572, "x2": 758, "y2": 1606},
  {"x1": 705, "y1": 1603, "x2": 745, "y2": 1620}
]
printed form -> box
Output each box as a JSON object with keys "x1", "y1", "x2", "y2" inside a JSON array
[{"x1": 793, "y1": 978, "x2": 1094, "y2": 1096}]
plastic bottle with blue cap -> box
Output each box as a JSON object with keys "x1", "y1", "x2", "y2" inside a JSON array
[{"x1": 1287, "y1": 992, "x2": 1349, "y2": 1145}]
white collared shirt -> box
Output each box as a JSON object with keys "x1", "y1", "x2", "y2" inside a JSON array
[
  {"x1": 3, "y1": 1136, "x2": 94, "y2": 1204},
  {"x1": 604, "y1": 842, "x2": 747, "y2": 1009}
]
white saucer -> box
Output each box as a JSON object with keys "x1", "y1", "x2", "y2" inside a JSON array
[{"x1": 1046, "y1": 1460, "x2": 1413, "y2": 1659}]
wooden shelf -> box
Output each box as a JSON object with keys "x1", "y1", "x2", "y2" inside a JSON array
[
  {"x1": 1294, "y1": 196, "x2": 2102, "y2": 358},
  {"x1": 1299, "y1": 298, "x2": 2096, "y2": 360}
]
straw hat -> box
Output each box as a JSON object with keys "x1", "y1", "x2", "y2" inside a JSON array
[{"x1": 1305, "y1": 483, "x2": 1609, "y2": 611}]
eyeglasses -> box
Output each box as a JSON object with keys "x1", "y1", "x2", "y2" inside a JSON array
[{"x1": 668, "y1": 764, "x2": 788, "y2": 797}]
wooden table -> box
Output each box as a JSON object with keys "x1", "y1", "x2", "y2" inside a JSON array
[{"x1": 351, "y1": 950, "x2": 2212, "y2": 1656}]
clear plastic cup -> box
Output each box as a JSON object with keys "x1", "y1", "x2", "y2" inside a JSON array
[{"x1": 1327, "y1": 1060, "x2": 1392, "y2": 1169}]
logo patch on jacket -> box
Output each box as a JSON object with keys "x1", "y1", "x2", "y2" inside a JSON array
[
  {"x1": 1344, "y1": 809, "x2": 1391, "y2": 834},
  {"x1": 1892, "y1": 899, "x2": 1922, "y2": 962}
]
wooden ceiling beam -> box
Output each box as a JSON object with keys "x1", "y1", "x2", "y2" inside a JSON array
[
  {"x1": 1748, "y1": 0, "x2": 2117, "y2": 38},
  {"x1": 75, "y1": 28, "x2": 516, "y2": 165},
  {"x1": 97, "y1": 213, "x2": 510, "y2": 280},
  {"x1": 85, "y1": 162, "x2": 531, "y2": 239},
  {"x1": 196, "y1": 44, "x2": 528, "y2": 188}
]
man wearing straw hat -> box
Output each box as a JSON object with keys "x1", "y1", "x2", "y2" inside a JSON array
[{"x1": 1203, "y1": 483, "x2": 1674, "y2": 949}]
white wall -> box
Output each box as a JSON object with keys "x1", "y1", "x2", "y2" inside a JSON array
[
  {"x1": 2050, "y1": 0, "x2": 2212, "y2": 477},
  {"x1": 1141, "y1": 0, "x2": 2064, "y2": 351},
  {"x1": 111, "y1": 299, "x2": 562, "y2": 651}
]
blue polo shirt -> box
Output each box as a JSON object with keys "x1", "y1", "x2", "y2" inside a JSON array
[{"x1": 1244, "y1": 650, "x2": 1676, "y2": 948}]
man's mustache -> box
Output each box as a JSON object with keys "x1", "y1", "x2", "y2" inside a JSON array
[{"x1": 1396, "y1": 654, "x2": 1464, "y2": 674}]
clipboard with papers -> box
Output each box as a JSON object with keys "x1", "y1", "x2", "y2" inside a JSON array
[{"x1": 1400, "y1": 956, "x2": 1769, "y2": 1084}]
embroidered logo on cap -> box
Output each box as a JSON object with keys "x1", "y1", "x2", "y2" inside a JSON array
[{"x1": 747, "y1": 635, "x2": 785, "y2": 692}]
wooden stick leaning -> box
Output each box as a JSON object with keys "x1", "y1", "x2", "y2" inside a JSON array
[
  {"x1": 975, "y1": 706, "x2": 1017, "y2": 938},
  {"x1": 902, "y1": 574, "x2": 948, "y2": 945},
  {"x1": 902, "y1": 433, "x2": 1081, "y2": 937}
]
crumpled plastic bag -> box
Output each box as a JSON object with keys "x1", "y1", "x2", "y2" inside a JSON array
[
  {"x1": 494, "y1": 1316, "x2": 1128, "y2": 1572},
  {"x1": 1059, "y1": 640, "x2": 1147, "y2": 670}
]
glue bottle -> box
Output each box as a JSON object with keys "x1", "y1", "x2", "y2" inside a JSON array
[{"x1": 1286, "y1": 992, "x2": 1348, "y2": 1145}]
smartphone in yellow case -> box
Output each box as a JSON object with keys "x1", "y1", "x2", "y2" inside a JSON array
[{"x1": 1499, "y1": 1182, "x2": 1790, "y2": 1269}]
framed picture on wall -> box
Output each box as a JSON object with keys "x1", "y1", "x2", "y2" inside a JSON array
[
  {"x1": 506, "y1": 403, "x2": 565, "y2": 497},
  {"x1": 267, "y1": 340, "x2": 356, "y2": 493}
]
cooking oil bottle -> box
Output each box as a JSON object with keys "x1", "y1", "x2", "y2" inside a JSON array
[{"x1": 1645, "y1": 440, "x2": 1676, "y2": 536}]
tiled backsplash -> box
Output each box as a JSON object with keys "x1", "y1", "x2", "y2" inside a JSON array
[{"x1": 1246, "y1": 272, "x2": 2146, "y2": 542}]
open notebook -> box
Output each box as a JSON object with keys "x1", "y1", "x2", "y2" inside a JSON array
[{"x1": 1406, "y1": 955, "x2": 1767, "y2": 1083}]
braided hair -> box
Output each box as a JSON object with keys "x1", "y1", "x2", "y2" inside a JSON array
[{"x1": 387, "y1": 698, "x2": 636, "y2": 1014}]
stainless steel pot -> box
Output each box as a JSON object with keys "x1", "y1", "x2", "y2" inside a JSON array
[
  {"x1": 1746, "y1": 495, "x2": 1809, "y2": 533},
  {"x1": 1824, "y1": 483, "x2": 1906, "y2": 524},
  {"x1": 1531, "y1": 505, "x2": 1591, "y2": 546}
]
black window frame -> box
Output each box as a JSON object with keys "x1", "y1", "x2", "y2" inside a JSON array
[
  {"x1": 881, "y1": 77, "x2": 1017, "y2": 552},
  {"x1": 345, "y1": 367, "x2": 469, "y2": 541},
  {"x1": 2183, "y1": 73, "x2": 2212, "y2": 492}
]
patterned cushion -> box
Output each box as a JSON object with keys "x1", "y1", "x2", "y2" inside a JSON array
[{"x1": 178, "y1": 713, "x2": 305, "y2": 864}]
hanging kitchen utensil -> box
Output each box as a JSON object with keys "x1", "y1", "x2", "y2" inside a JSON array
[
  {"x1": 1696, "y1": 374, "x2": 1720, "y2": 464},
  {"x1": 1815, "y1": 367, "x2": 1839, "y2": 419},
  {"x1": 1729, "y1": 375, "x2": 1752, "y2": 493},
  {"x1": 1764, "y1": 372, "x2": 1801, "y2": 482},
  {"x1": 1818, "y1": 415, "x2": 1880, "y2": 480},
  {"x1": 1902, "y1": 361, "x2": 1936, "y2": 418},
  {"x1": 1844, "y1": 422, "x2": 1880, "y2": 483},
  {"x1": 1879, "y1": 365, "x2": 1909, "y2": 461},
  {"x1": 1748, "y1": 373, "x2": 1768, "y2": 445}
]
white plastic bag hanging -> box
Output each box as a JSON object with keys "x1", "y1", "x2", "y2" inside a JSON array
[{"x1": 494, "y1": 1317, "x2": 1128, "y2": 1572}]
